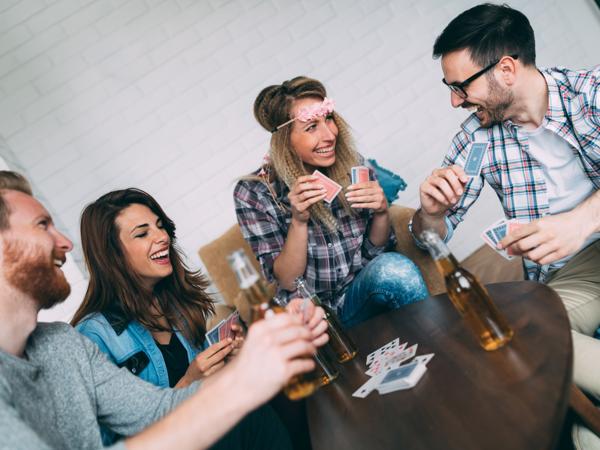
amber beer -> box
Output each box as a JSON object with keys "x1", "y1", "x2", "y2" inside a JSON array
[
  {"x1": 295, "y1": 277, "x2": 357, "y2": 363},
  {"x1": 421, "y1": 230, "x2": 514, "y2": 351},
  {"x1": 227, "y1": 250, "x2": 337, "y2": 400}
]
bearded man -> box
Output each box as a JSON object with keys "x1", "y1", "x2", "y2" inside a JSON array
[
  {"x1": 409, "y1": 1, "x2": 600, "y2": 435},
  {"x1": 0, "y1": 174, "x2": 324, "y2": 449}
]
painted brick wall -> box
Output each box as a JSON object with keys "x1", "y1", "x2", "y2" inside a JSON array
[{"x1": 0, "y1": 0, "x2": 598, "y2": 321}]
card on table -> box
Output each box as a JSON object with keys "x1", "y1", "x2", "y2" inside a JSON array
[
  {"x1": 366, "y1": 338, "x2": 402, "y2": 367},
  {"x1": 313, "y1": 170, "x2": 342, "y2": 203},
  {"x1": 365, "y1": 344, "x2": 418, "y2": 377},
  {"x1": 351, "y1": 166, "x2": 370, "y2": 185},
  {"x1": 376, "y1": 361, "x2": 428, "y2": 395},
  {"x1": 463, "y1": 142, "x2": 489, "y2": 178}
]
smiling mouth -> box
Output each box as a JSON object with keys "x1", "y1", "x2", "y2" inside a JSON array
[
  {"x1": 315, "y1": 146, "x2": 335, "y2": 155},
  {"x1": 150, "y1": 249, "x2": 170, "y2": 262}
]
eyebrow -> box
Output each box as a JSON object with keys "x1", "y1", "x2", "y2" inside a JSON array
[{"x1": 130, "y1": 223, "x2": 149, "y2": 235}]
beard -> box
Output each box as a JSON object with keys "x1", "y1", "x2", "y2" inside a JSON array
[
  {"x1": 468, "y1": 76, "x2": 514, "y2": 128},
  {"x1": 3, "y1": 238, "x2": 71, "y2": 310}
]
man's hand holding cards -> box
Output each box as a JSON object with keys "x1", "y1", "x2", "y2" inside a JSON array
[
  {"x1": 481, "y1": 218, "x2": 523, "y2": 260},
  {"x1": 463, "y1": 142, "x2": 489, "y2": 178}
]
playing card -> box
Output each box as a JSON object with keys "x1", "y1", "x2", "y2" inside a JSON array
[
  {"x1": 351, "y1": 166, "x2": 370, "y2": 185},
  {"x1": 352, "y1": 373, "x2": 385, "y2": 398},
  {"x1": 313, "y1": 170, "x2": 342, "y2": 203},
  {"x1": 376, "y1": 361, "x2": 427, "y2": 395},
  {"x1": 219, "y1": 311, "x2": 241, "y2": 341},
  {"x1": 463, "y1": 142, "x2": 489, "y2": 178},
  {"x1": 481, "y1": 218, "x2": 518, "y2": 260},
  {"x1": 412, "y1": 353, "x2": 435, "y2": 366},
  {"x1": 366, "y1": 338, "x2": 401, "y2": 367},
  {"x1": 366, "y1": 344, "x2": 418, "y2": 377},
  {"x1": 205, "y1": 319, "x2": 224, "y2": 345}
]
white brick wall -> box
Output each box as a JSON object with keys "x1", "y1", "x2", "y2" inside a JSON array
[{"x1": 0, "y1": 0, "x2": 598, "y2": 321}]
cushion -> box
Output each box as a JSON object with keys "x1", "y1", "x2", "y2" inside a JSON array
[{"x1": 368, "y1": 158, "x2": 407, "y2": 204}]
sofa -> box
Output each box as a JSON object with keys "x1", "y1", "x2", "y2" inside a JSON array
[{"x1": 198, "y1": 205, "x2": 523, "y2": 328}]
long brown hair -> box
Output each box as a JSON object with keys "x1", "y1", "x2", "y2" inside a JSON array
[
  {"x1": 253, "y1": 76, "x2": 359, "y2": 231},
  {"x1": 71, "y1": 188, "x2": 214, "y2": 345}
]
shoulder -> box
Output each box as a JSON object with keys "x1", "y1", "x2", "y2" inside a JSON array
[
  {"x1": 76, "y1": 312, "x2": 114, "y2": 339},
  {"x1": 544, "y1": 66, "x2": 600, "y2": 96}
]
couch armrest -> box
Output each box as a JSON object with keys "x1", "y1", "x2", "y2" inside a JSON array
[{"x1": 388, "y1": 205, "x2": 445, "y2": 295}]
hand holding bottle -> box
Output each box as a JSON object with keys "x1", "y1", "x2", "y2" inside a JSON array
[{"x1": 287, "y1": 298, "x2": 329, "y2": 347}]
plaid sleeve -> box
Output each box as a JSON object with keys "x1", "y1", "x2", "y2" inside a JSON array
[
  {"x1": 590, "y1": 66, "x2": 600, "y2": 127},
  {"x1": 233, "y1": 180, "x2": 285, "y2": 283},
  {"x1": 442, "y1": 130, "x2": 486, "y2": 231}
]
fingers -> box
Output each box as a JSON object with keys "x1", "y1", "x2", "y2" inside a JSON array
[
  {"x1": 279, "y1": 339, "x2": 317, "y2": 361},
  {"x1": 312, "y1": 332, "x2": 329, "y2": 348},
  {"x1": 205, "y1": 338, "x2": 234, "y2": 358},
  {"x1": 306, "y1": 305, "x2": 324, "y2": 329},
  {"x1": 203, "y1": 361, "x2": 225, "y2": 377},
  {"x1": 448, "y1": 164, "x2": 469, "y2": 183},
  {"x1": 420, "y1": 166, "x2": 467, "y2": 212},
  {"x1": 498, "y1": 223, "x2": 535, "y2": 249},
  {"x1": 205, "y1": 342, "x2": 234, "y2": 364},
  {"x1": 285, "y1": 359, "x2": 316, "y2": 380}
]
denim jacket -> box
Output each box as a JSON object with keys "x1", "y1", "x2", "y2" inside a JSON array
[{"x1": 76, "y1": 311, "x2": 207, "y2": 388}]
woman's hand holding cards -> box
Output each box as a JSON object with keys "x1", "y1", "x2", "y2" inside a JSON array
[
  {"x1": 289, "y1": 175, "x2": 327, "y2": 223},
  {"x1": 176, "y1": 339, "x2": 235, "y2": 387},
  {"x1": 345, "y1": 180, "x2": 388, "y2": 212}
]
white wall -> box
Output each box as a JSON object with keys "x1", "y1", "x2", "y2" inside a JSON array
[{"x1": 0, "y1": 0, "x2": 598, "y2": 320}]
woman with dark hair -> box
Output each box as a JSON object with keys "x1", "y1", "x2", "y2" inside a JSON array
[
  {"x1": 72, "y1": 188, "x2": 236, "y2": 389},
  {"x1": 72, "y1": 188, "x2": 328, "y2": 448},
  {"x1": 234, "y1": 76, "x2": 429, "y2": 328}
]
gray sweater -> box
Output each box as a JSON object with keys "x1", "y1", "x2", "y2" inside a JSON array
[{"x1": 0, "y1": 322, "x2": 198, "y2": 450}]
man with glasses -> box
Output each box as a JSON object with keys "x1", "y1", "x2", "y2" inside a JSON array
[{"x1": 410, "y1": 3, "x2": 599, "y2": 441}]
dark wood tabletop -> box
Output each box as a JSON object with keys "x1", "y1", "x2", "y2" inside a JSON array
[{"x1": 307, "y1": 281, "x2": 573, "y2": 450}]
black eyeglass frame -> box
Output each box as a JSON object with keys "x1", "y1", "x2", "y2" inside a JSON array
[{"x1": 442, "y1": 54, "x2": 519, "y2": 99}]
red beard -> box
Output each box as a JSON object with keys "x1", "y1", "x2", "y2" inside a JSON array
[{"x1": 3, "y1": 238, "x2": 71, "y2": 310}]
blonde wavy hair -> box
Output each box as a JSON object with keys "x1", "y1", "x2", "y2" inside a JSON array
[{"x1": 253, "y1": 76, "x2": 359, "y2": 231}]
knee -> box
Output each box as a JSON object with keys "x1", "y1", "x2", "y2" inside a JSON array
[{"x1": 366, "y1": 253, "x2": 428, "y2": 293}]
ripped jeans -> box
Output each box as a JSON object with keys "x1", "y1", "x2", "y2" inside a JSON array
[{"x1": 338, "y1": 252, "x2": 429, "y2": 328}]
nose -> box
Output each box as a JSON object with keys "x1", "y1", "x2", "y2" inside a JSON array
[
  {"x1": 320, "y1": 121, "x2": 336, "y2": 141},
  {"x1": 450, "y1": 91, "x2": 465, "y2": 108},
  {"x1": 55, "y1": 229, "x2": 73, "y2": 253},
  {"x1": 155, "y1": 228, "x2": 170, "y2": 244}
]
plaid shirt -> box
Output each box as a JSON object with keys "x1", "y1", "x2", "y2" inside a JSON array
[
  {"x1": 439, "y1": 66, "x2": 600, "y2": 282},
  {"x1": 234, "y1": 167, "x2": 396, "y2": 310}
]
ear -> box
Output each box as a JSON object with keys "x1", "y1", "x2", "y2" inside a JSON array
[{"x1": 497, "y1": 55, "x2": 518, "y2": 87}]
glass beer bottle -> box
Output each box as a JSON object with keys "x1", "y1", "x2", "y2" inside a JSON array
[
  {"x1": 420, "y1": 230, "x2": 514, "y2": 351},
  {"x1": 227, "y1": 250, "x2": 337, "y2": 399},
  {"x1": 295, "y1": 277, "x2": 357, "y2": 363}
]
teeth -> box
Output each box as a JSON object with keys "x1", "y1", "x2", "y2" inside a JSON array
[
  {"x1": 466, "y1": 106, "x2": 477, "y2": 112},
  {"x1": 150, "y1": 249, "x2": 169, "y2": 260},
  {"x1": 315, "y1": 146, "x2": 334, "y2": 154},
  {"x1": 53, "y1": 259, "x2": 64, "y2": 268}
]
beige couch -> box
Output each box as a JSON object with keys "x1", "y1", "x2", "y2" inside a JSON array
[{"x1": 199, "y1": 205, "x2": 523, "y2": 328}]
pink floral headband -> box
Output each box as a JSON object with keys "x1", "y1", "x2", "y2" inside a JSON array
[{"x1": 272, "y1": 97, "x2": 335, "y2": 132}]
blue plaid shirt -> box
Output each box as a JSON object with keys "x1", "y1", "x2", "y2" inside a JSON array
[
  {"x1": 436, "y1": 67, "x2": 600, "y2": 283},
  {"x1": 234, "y1": 162, "x2": 396, "y2": 310}
]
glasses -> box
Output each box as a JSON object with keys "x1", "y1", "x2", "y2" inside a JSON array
[{"x1": 442, "y1": 54, "x2": 518, "y2": 99}]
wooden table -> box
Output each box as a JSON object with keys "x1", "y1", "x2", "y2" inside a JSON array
[{"x1": 307, "y1": 281, "x2": 573, "y2": 450}]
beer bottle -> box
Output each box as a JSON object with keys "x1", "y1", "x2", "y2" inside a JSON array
[
  {"x1": 227, "y1": 250, "x2": 337, "y2": 399},
  {"x1": 420, "y1": 230, "x2": 514, "y2": 351},
  {"x1": 295, "y1": 277, "x2": 357, "y2": 363}
]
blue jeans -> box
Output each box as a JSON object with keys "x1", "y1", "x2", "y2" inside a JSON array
[{"x1": 338, "y1": 253, "x2": 429, "y2": 328}]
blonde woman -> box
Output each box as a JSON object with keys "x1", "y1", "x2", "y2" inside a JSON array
[{"x1": 234, "y1": 76, "x2": 428, "y2": 327}]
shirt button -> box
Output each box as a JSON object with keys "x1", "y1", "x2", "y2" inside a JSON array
[{"x1": 327, "y1": 243, "x2": 332, "y2": 248}]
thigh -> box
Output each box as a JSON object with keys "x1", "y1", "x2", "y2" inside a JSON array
[
  {"x1": 548, "y1": 241, "x2": 600, "y2": 336},
  {"x1": 339, "y1": 253, "x2": 428, "y2": 327}
]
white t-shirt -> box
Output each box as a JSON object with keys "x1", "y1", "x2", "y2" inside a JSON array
[{"x1": 522, "y1": 122, "x2": 600, "y2": 269}]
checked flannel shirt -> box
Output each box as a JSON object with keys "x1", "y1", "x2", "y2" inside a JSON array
[
  {"x1": 429, "y1": 66, "x2": 600, "y2": 283},
  {"x1": 234, "y1": 165, "x2": 396, "y2": 311}
]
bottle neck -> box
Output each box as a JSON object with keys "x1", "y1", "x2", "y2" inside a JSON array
[{"x1": 434, "y1": 253, "x2": 461, "y2": 277}]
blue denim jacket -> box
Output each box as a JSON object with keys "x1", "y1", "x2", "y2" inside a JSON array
[{"x1": 76, "y1": 312, "x2": 207, "y2": 388}]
